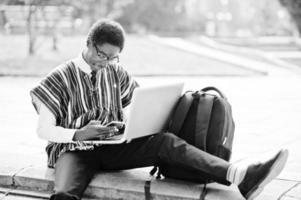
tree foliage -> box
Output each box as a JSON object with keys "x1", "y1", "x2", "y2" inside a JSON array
[
  {"x1": 116, "y1": 0, "x2": 201, "y2": 33},
  {"x1": 279, "y1": 0, "x2": 301, "y2": 34}
]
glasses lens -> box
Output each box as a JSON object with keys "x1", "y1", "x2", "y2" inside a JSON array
[
  {"x1": 97, "y1": 53, "x2": 107, "y2": 60},
  {"x1": 112, "y1": 57, "x2": 119, "y2": 63},
  {"x1": 94, "y1": 44, "x2": 105, "y2": 59}
]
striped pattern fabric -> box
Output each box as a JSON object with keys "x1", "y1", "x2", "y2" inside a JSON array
[{"x1": 30, "y1": 61, "x2": 138, "y2": 168}]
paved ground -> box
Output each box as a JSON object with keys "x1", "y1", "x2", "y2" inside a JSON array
[
  {"x1": 0, "y1": 35, "x2": 260, "y2": 77},
  {"x1": 0, "y1": 37, "x2": 301, "y2": 199}
]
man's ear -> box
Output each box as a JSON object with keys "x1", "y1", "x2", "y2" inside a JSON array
[{"x1": 86, "y1": 40, "x2": 90, "y2": 47}]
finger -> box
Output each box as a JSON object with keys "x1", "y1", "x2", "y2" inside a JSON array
[
  {"x1": 97, "y1": 128, "x2": 119, "y2": 139},
  {"x1": 93, "y1": 124, "x2": 105, "y2": 128},
  {"x1": 103, "y1": 126, "x2": 118, "y2": 131},
  {"x1": 107, "y1": 127, "x2": 119, "y2": 133},
  {"x1": 98, "y1": 126, "x2": 118, "y2": 134},
  {"x1": 89, "y1": 123, "x2": 105, "y2": 129},
  {"x1": 111, "y1": 127, "x2": 119, "y2": 132},
  {"x1": 108, "y1": 122, "x2": 124, "y2": 129}
]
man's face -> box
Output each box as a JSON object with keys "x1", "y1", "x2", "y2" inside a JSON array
[{"x1": 87, "y1": 41, "x2": 121, "y2": 71}]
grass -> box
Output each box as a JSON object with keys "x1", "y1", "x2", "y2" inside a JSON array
[{"x1": 0, "y1": 34, "x2": 261, "y2": 77}]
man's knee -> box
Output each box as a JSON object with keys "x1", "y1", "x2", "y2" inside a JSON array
[
  {"x1": 50, "y1": 191, "x2": 79, "y2": 200},
  {"x1": 156, "y1": 132, "x2": 178, "y2": 142},
  {"x1": 153, "y1": 132, "x2": 187, "y2": 151}
]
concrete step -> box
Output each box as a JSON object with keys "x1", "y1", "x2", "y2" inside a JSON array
[{"x1": 0, "y1": 165, "x2": 244, "y2": 200}]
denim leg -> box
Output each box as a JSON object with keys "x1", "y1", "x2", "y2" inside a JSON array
[
  {"x1": 95, "y1": 132, "x2": 230, "y2": 183},
  {"x1": 50, "y1": 150, "x2": 98, "y2": 200}
]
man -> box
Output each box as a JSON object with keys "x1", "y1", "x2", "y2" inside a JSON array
[{"x1": 30, "y1": 19, "x2": 288, "y2": 200}]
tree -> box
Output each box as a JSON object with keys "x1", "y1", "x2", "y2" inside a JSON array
[
  {"x1": 69, "y1": 0, "x2": 131, "y2": 27},
  {"x1": 116, "y1": 0, "x2": 187, "y2": 33},
  {"x1": 279, "y1": 0, "x2": 301, "y2": 35},
  {"x1": 26, "y1": 0, "x2": 40, "y2": 54},
  {"x1": 22, "y1": 0, "x2": 129, "y2": 54},
  {"x1": 20, "y1": 0, "x2": 58, "y2": 55}
]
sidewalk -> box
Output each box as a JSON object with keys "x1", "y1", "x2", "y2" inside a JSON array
[
  {"x1": 149, "y1": 35, "x2": 301, "y2": 77},
  {"x1": 1, "y1": 39, "x2": 301, "y2": 199}
]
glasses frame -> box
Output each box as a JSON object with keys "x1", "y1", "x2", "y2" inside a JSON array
[{"x1": 93, "y1": 43, "x2": 119, "y2": 63}]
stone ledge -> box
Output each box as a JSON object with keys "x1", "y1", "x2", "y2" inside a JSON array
[
  {"x1": 0, "y1": 165, "x2": 21, "y2": 186},
  {"x1": 0, "y1": 174, "x2": 13, "y2": 187},
  {"x1": 1, "y1": 165, "x2": 244, "y2": 200},
  {"x1": 0, "y1": 187, "x2": 50, "y2": 199}
]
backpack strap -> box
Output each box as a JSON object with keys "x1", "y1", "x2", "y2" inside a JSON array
[
  {"x1": 194, "y1": 92, "x2": 215, "y2": 151},
  {"x1": 201, "y1": 86, "x2": 227, "y2": 99},
  {"x1": 199, "y1": 182, "x2": 208, "y2": 200},
  {"x1": 168, "y1": 92, "x2": 194, "y2": 135},
  {"x1": 144, "y1": 175, "x2": 154, "y2": 200}
]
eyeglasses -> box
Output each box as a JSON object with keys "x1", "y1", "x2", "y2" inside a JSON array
[{"x1": 93, "y1": 43, "x2": 119, "y2": 63}]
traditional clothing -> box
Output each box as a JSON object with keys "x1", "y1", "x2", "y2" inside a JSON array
[{"x1": 30, "y1": 58, "x2": 138, "y2": 168}]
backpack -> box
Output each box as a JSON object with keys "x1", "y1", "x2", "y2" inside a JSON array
[{"x1": 150, "y1": 86, "x2": 235, "y2": 184}]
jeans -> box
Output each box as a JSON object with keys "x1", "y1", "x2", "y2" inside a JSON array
[{"x1": 49, "y1": 132, "x2": 230, "y2": 200}]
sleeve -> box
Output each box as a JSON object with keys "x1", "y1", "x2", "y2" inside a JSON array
[
  {"x1": 122, "y1": 105, "x2": 131, "y2": 122},
  {"x1": 30, "y1": 67, "x2": 69, "y2": 125},
  {"x1": 117, "y1": 65, "x2": 139, "y2": 108},
  {"x1": 37, "y1": 101, "x2": 76, "y2": 143}
]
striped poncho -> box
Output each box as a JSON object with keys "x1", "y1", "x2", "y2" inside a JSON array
[{"x1": 30, "y1": 61, "x2": 138, "y2": 168}]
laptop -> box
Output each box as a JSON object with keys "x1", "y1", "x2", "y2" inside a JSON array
[{"x1": 91, "y1": 82, "x2": 184, "y2": 144}]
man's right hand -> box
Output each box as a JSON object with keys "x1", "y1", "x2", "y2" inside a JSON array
[{"x1": 73, "y1": 120, "x2": 119, "y2": 141}]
